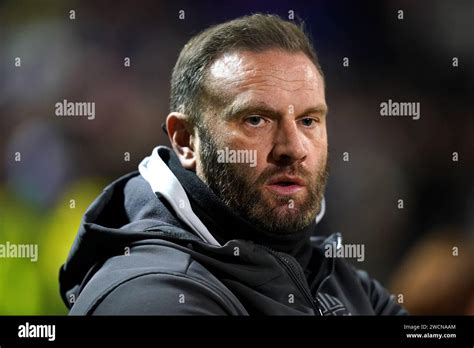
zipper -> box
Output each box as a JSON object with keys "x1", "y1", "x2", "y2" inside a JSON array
[
  {"x1": 315, "y1": 251, "x2": 336, "y2": 295},
  {"x1": 313, "y1": 233, "x2": 340, "y2": 312},
  {"x1": 256, "y1": 244, "x2": 323, "y2": 316},
  {"x1": 313, "y1": 256, "x2": 335, "y2": 314}
]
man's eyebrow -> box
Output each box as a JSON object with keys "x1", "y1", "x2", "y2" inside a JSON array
[
  {"x1": 223, "y1": 102, "x2": 281, "y2": 120},
  {"x1": 224, "y1": 102, "x2": 328, "y2": 120},
  {"x1": 299, "y1": 105, "x2": 328, "y2": 117}
]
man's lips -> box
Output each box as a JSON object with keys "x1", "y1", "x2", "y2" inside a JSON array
[{"x1": 265, "y1": 175, "x2": 306, "y2": 195}]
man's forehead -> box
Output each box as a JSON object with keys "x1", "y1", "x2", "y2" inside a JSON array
[{"x1": 207, "y1": 50, "x2": 323, "y2": 93}]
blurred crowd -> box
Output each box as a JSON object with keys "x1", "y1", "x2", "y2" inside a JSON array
[{"x1": 0, "y1": 0, "x2": 473, "y2": 314}]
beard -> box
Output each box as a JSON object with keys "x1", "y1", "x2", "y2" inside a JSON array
[{"x1": 196, "y1": 125, "x2": 329, "y2": 235}]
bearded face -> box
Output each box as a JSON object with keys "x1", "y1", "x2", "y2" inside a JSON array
[
  {"x1": 191, "y1": 50, "x2": 328, "y2": 235},
  {"x1": 198, "y1": 122, "x2": 328, "y2": 234}
]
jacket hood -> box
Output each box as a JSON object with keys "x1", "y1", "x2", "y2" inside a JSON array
[
  {"x1": 59, "y1": 146, "x2": 331, "y2": 309},
  {"x1": 138, "y1": 146, "x2": 220, "y2": 245}
]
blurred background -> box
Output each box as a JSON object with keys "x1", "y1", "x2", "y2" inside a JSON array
[{"x1": 0, "y1": 0, "x2": 473, "y2": 315}]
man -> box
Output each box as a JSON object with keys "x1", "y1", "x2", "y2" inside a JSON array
[{"x1": 59, "y1": 14, "x2": 407, "y2": 315}]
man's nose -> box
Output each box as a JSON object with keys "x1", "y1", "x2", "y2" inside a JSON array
[{"x1": 271, "y1": 120, "x2": 307, "y2": 164}]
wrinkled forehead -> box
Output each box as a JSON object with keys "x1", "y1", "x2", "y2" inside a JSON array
[
  {"x1": 207, "y1": 50, "x2": 325, "y2": 111},
  {"x1": 208, "y1": 50, "x2": 323, "y2": 92}
]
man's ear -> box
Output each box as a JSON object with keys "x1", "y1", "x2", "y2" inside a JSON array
[{"x1": 166, "y1": 112, "x2": 197, "y2": 170}]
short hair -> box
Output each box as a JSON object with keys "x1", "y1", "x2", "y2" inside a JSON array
[{"x1": 169, "y1": 13, "x2": 324, "y2": 127}]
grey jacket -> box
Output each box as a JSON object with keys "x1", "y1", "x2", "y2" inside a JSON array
[{"x1": 59, "y1": 146, "x2": 407, "y2": 316}]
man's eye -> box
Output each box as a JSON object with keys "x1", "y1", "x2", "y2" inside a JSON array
[
  {"x1": 245, "y1": 116, "x2": 265, "y2": 127},
  {"x1": 300, "y1": 117, "x2": 318, "y2": 127}
]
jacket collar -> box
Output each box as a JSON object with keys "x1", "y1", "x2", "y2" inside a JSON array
[{"x1": 140, "y1": 146, "x2": 327, "y2": 271}]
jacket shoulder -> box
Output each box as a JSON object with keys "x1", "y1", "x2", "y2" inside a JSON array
[
  {"x1": 354, "y1": 268, "x2": 408, "y2": 315},
  {"x1": 69, "y1": 241, "x2": 246, "y2": 315}
]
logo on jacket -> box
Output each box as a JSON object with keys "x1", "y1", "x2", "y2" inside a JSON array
[{"x1": 316, "y1": 293, "x2": 352, "y2": 316}]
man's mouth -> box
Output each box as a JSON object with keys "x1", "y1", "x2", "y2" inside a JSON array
[{"x1": 265, "y1": 175, "x2": 305, "y2": 195}]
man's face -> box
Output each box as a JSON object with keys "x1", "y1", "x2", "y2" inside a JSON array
[{"x1": 195, "y1": 49, "x2": 328, "y2": 235}]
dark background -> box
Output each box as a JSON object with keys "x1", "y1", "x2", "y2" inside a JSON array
[{"x1": 0, "y1": 0, "x2": 473, "y2": 314}]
